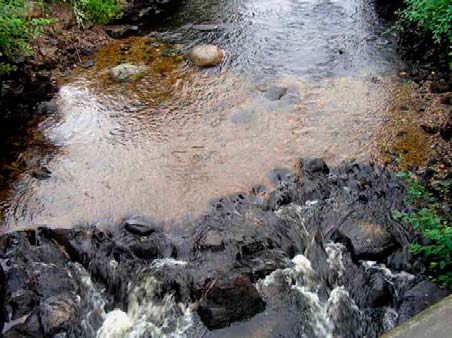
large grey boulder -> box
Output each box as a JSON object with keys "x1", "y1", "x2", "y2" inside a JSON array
[{"x1": 189, "y1": 45, "x2": 224, "y2": 67}]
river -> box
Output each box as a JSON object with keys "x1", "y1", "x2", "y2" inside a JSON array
[{"x1": 0, "y1": 0, "x2": 404, "y2": 232}]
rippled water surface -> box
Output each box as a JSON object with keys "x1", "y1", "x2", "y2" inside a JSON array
[{"x1": 1, "y1": 0, "x2": 403, "y2": 231}]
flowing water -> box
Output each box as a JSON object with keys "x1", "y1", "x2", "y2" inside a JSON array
[{"x1": 0, "y1": 0, "x2": 404, "y2": 231}]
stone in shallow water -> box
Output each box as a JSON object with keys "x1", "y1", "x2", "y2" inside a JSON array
[
  {"x1": 262, "y1": 86, "x2": 288, "y2": 101},
  {"x1": 36, "y1": 101, "x2": 57, "y2": 116},
  {"x1": 109, "y1": 63, "x2": 146, "y2": 82},
  {"x1": 124, "y1": 219, "x2": 156, "y2": 236},
  {"x1": 105, "y1": 25, "x2": 139, "y2": 39},
  {"x1": 189, "y1": 45, "x2": 224, "y2": 67}
]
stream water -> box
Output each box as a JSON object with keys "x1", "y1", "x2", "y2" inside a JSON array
[{"x1": 0, "y1": 0, "x2": 404, "y2": 231}]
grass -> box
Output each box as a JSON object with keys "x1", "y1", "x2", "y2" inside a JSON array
[{"x1": 392, "y1": 171, "x2": 452, "y2": 287}]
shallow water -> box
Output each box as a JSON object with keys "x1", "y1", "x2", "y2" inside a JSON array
[{"x1": 1, "y1": 0, "x2": 403, "y2": 231}]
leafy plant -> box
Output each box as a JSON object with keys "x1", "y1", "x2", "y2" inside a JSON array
[
  {"x1": 68, "y1": 0, "x2": 122, "y2": 26},
  {"x1": 0, "y1": 0, "x2": 51, "y2": 75},
  {"x1": 0, "y1": 0, "x2": 122, "y2": 76},
  {"x1": 393, "y1": 172, "x2": 452, "y2": 287},
  {"x1": 402, "y1": 0, "x2": 452, "y2": 61}
]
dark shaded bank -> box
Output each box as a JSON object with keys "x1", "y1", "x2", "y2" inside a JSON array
[
  {"x1": 1, "y1": 160, "x2": 449, "y2": 337},
  {"x1": 374, "y1": 0, "x2": 405, "y2": 21},
  {"x1": 0, "y1": 0, "x2": 180, "y2": 133},
  {"x1": 374, "y1": 0, "x2": 450, "y2": 84}
]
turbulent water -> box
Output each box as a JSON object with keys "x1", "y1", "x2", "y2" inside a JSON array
[{"x1": 0, "y1": 0, "x2": 403, "y2": 230}]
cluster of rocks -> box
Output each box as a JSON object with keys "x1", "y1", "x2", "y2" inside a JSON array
[
  {"x1": 120, "y1": 0, "x2": 179, "y2": 23},
  {"x1": 0, "y1": 159, "x2": 449, "y2": 337}
]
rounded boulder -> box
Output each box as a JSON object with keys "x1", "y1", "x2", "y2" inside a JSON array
[{"x1": 189, "y1": 45, "x2": 224, "y2": 67}]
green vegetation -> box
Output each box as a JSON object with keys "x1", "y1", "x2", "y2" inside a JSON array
[
  {"x1": 402, "y1": 0, "x2": 452, "y2": 61},
  {"x1": 0, "y1": 0, "x2": 51, "y2": 75},
  {"x1": 393, "y1": 171, "x2": 452, "y2": 287},
  {"x1": 69, "y1": 0, "x2": 122, "y2": 26},
  {"x1": 0, "y1": 0, "x2": 122, "y2": 76}
]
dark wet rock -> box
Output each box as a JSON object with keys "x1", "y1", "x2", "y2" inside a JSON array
[
  {"x1": 299, "y1": 158, "x2": 330, "y2": 175},
  {"x1": 39, "y1": 296, "x2": 76, "y2": 335},
  {"x1": 374, "y1": 0, "x2": 405, "y2": 21},
  {"x1": 366, "y1": 273, "x2": 393, "y2": 308},
  {"x1": 440, "y1": 93, "x2": 452, "y2": 105},
  {"x1": 397, "y1": 280, "x2": 450, "y2": 323},
  {"x1": 9, "y1": 289, "x2": 36, "y2": 320},
  {"x1": 81, "y1": 59, "x2": 96, "y2": 68},
  {"x1": 36, "y1": 101, "x2": 58, "y2": 116},
  {"x1": 197, "y1": 276, "x2": 265, "y2": 329},
  {"x1": 120, "y1": 0, "x2": 177, "y2": 23},
  {"x1": 334, "y1": 221, "x2": 399, "y2": 261},
  {"x1": 31, "y1": 166, "x2": 52, "y2": 180},
  {"x1": 267, "y1": 188, "x2": 292, "y2": 210},
  {"x1": 439, "y1": 114, "x2": 452, "y2": 141},
  {"x1": 105, "y1": 25, "x2": 140, "y2": 39},
  {"x1": 0, "y1": 232, "x2": 80, "y2": 337},
  {"x1": 3, "y1": 310, "x2": 44, "y2": 338},
  {"x1": 195, "y1": 229, "x2": 224, "y2": 251},
  {"x1": 189, "y1": 45, "x2": 224, "y2": 67},
  {"x1": 192, "y1": 23, "x2": 226, "y2": 31},
  {"x1": 267, "y1": 168, "x2": 298, "y2": 185},
  {"x1": 127, "y1": 232, "x2": 176, "y2": 259},
  {"x1": 429, "y1": 80, "x2": 450, "y2": 94},
  {"x1": 386, "y1": 247, "x2": 425, "y2": 274},
  {"x1": 262, "y1": 86, "x2": 288, "y2": 101},
  {"x1": 124, "y1": 218, "x2": 156, "y2": 236},
  {"x1": 420, "y1": 124, "x2": 439, "y2": 135}
]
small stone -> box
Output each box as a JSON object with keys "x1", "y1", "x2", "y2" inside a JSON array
[
  {"x1": 439, "y1": 163, "x2": 446, "y2": 170},
  {"x1": 420, "y1": 124, "x2": 439, "y2": 135},
  {"x1": 31, "y1": 166, "x2": 52, "y2": 180},
  {"x1": 124, "y1": 219, "x2": 156, "y2": 236},
  {"x1": 198, "y1": 230, "x2": 224, "y2": 250},
  {"x1": 262, "y1": 86, "x2": 288, "y2": 101},
  {"x1": 192, "y1": 24, "x2": 225, "y2": 31},
  {"x1": 81, "y1": 60, "x2": 96, "y2": 68},
  {"x1": 189, "y1": 45, "x2": 224, "y2": 67},
  {"x1": 110, "y1": 64, "x2": 146, "y2": 82},
  {"x1": 105, "y1": 25, "x2": 140, "y2": 39},
  {"x1": 36, "y1": 101, "x2": 57, "y2": 116}
]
